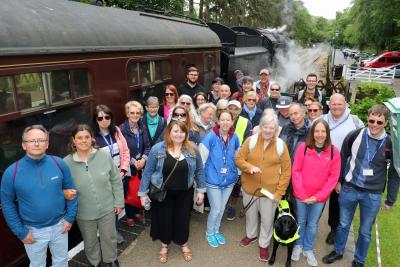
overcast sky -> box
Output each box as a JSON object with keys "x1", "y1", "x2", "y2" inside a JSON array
[{"x1": 301, "y1": 0, "x2": 352, "y2": 19}]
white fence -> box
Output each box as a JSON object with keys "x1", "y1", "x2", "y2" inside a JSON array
[{"x1": 343, "y1": 65, "x2": 396, "y2": 84}]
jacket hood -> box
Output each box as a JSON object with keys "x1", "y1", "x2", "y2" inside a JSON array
[{"x1": 212, "y1": 124, "x2": 235, "y2": 140}]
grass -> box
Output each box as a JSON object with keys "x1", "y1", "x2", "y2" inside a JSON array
[{"x1": 352, "y1": 192, "x2": 400, "y2": 266}]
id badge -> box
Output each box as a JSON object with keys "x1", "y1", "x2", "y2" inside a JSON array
[
  {"x1": 220, "y1": 168, "x2": 228, "y2": 174},
  {"x1": 363, "y1": 169, "x2": 374, "y2": 176}
]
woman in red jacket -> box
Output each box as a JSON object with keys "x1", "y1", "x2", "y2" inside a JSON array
[{"x1": 291, "y1": 119, "x2": 341, "y2": 267}]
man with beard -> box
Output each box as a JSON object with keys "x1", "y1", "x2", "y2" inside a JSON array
[{"x1": 178, "y1": 66, "x2": 205, "y2": 99}]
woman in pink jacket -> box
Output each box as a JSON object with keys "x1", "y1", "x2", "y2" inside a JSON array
[{"x1": 291, "y1": 119, "x2": 341, "y2": 267}]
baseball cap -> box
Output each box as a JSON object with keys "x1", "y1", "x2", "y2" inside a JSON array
[
  {"x1": 276, "y1": 97, "x2": 292, "y2": 109},
  {"x1": 259, "y1": 68, "x2": 270, "y2": 75},
  {"x1": 228, "y1": 100, "x2": 242, "y2": 109}
]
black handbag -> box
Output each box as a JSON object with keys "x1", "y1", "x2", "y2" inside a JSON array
[{"x1": 149, "y1": 157, "x2": 180, "y2": 202}]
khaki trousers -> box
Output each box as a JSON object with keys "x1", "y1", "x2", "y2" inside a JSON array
[
  {"x1": 242, "y1": 189, "x2": 278, "y2": 248},
  {"x1": 77, "y1": 211, "x2": 117, "y2": 265}
]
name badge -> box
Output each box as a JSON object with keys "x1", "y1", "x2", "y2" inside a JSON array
[
  {"x1": 220, "y1": 168, "x2": 228, "y2": 174},
  {"x1": 363, "y1": 169, "x2": 374, "y2": 176}
]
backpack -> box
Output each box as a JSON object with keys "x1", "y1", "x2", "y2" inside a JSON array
[
  {"x1": 13, "y1": 155, "x2": 63, "y2": 182},
  {"x1": 248, "y1": 134, "x2": 284, "y2": 159}
]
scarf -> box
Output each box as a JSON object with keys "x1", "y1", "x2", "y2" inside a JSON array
[
  {"x1": 243, "y1": 104, "x2": 256, "y2": 120},
  {"x1": 285, "y1": 121, "x2": 308, "y2": 159},
  {"x1": 146, "y1": 113, "x2": 159, "y2": 139}
]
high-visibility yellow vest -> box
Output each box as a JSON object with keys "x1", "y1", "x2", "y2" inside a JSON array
[{"x1": 235, "y1": 116, "x2": 248, "y2": 145}]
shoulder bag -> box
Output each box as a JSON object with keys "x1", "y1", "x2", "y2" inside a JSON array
[{"x1": 149, "y1": 156, "x2": 180, "y2": 202}]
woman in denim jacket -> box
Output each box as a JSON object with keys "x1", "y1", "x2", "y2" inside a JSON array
[{"x1": 138, "y1": 120, "x2": 205, "y2": 263}]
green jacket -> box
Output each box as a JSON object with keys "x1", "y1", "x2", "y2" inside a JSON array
[{"x1": 64, "y1": 149, "x2": 124, "y2": 220}]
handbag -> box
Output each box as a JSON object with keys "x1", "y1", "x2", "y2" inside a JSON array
[
  {"x1": 125, "y1": 174, "x2": 143, "y2": 208},
  {"x1": 149, "y1": 157, "x2": 180, "y2": 202}
]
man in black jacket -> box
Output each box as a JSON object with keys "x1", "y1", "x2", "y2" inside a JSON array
[{"x1": 178, "y1": 66, "x2": 205, "y2": 99}]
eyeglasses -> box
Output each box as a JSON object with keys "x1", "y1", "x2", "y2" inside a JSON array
[
  {"x1": 165, "y1": 93, "x2": 175, "y2": 96},
  {"x1": 24, "y1": 139, "x2": 47, "y2": 145},
  {"x1": 129, "y1": 111, "x2": 141, "y2": 115},
  {"x1": 308, "y1": 109, "x2": 320, "y2": 113},
  {"x1": 270, "y1": 88, "x2": 280, "y2": 91},
  {"x1": 247, "y1": 99, "x2": 257, "y2": 102},
  {"x1": 97, "y1": 115, "x2": 111, "y2": 122},
  {"x1": 368, "y1": 119, "x2": 385, "y2": 125},
  {"x1": 173, "y1": 112, "x2": 187, "y2": 118},
  {"x1": 180, "y1": 102, "x2": 191, "y2": 106}
]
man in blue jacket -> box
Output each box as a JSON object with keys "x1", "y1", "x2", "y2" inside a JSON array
[
  {"x1": 1, "y1": 125, "x2": 78, "y2": 267},
  {"x1": 322, "y1": 105, "x2": 400, "y2": 267}
]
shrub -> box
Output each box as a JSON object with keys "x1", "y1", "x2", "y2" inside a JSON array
[{"x1": 350, "y1": 82, "x2": 395, "y2": 123}]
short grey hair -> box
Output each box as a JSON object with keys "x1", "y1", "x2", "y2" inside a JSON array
[
  {"x1": 146, "y1": 96, "x2": 159, "y2": 106},
  {"x1": 216, "y1": 99, "x2": 229, "y2": 110},
  {"x1": 259, "y1": 112, "x2": 279, "y2": 136},
  {"x1": 198, "y1": 102, "x2": 217, "y2": 114},
  {"x1": 288, "y1": 103, "x2": 306, "y2": 115},
  {"x1": 22, "y1": 124, "x2": 49, "y2": 141}
]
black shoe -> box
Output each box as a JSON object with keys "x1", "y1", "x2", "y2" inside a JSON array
[
  {"x1": 104, "y1": 260, "x2": 120, "y2": 267},
  {"x1": 325, "y1": 230, "x2": 336, "y2": 245},
  {"x1": 352, "y1": 260, "x2": 364, "y2": 267},
  {"x1": 322, "y1": 250, "x2": 343, "y2": 264}
]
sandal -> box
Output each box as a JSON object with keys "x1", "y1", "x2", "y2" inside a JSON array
[
  {"x1": 181, "y1": 244, "x2": 193, "y2": 262},
  {"x1": 159, "y1": 245, "x2": 168, "y2": 263}
]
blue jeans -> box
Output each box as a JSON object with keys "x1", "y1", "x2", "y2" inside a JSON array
[
  {"x1": 335, "y1": 185, "x2": 382, "y2": 263},
  {"x1": 206, "y1": 186, "x2": 234, "y2": 235},
  {"x1": 24, "y1": 220, "x2": 68, "y2": 267},
  {"x1": 295, "y1": 199, "x2": 325, "y2": 251}
]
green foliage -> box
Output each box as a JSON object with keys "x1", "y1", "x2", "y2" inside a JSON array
[{"x1": 350, "y1": 82, "x2": 396, "y2": 123}]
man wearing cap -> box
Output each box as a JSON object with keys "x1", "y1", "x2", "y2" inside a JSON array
[
  {"x1": 225, "y1": 100, "x2": 253, "y2": 220},
  {"x1": 276, "y1": 96, "x2": 291, "y2": 127},
  {"x1": 208, "y1": 77, "x2": 224, "y2": 103},
  {"x1": 253, "y1": 69, "x2": 271, "y2": 101},
  {"x1": 295, "y1": 73, "x2": 323, "y2": 104},
  {"x1": 178, "y1": 66, "x2": 205, "y2": 99}
]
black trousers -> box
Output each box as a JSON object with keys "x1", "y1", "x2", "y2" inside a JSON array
[
  {"x1": 150, "y1": 188, "x2": 194, "y2": 245},
  {"x1": 328, "y1": 190, "x2": 340, "y2": 230}
]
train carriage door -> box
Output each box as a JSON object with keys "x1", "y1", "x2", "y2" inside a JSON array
[{"x1": 203, "y1": 53, "x2": 216, "y2": 92}]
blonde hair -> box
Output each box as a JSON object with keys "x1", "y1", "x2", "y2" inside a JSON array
[
  {"x1": 125, "y1": 100, "x2": 144, "y2": 115},
  {"x1": 243, "y1": 90, "x2": 258, "y2": 102}
]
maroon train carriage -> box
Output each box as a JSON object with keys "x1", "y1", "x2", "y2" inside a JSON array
[{"x1": 0, "y1": 0, "x2": 220, "y2": 265}]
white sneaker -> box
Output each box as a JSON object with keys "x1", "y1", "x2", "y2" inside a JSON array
[
  {"x1": 291, "y1": 245, "x2": 302, "y2": 261},
  {"x1": 303, "y1": 250, "x2": 318, "y2": 266}
]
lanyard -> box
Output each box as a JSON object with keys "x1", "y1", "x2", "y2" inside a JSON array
[
  {"x1": 219, "y1": 130, "x2": 230, "y2": 164},
  {"x1": 328, "y1": 113, "x2": 350, "y2": 131},
  {"x1": 101, "y1": 134, "x2": 114, "y2": 157},
  {"x1": 134, "y1": 132, "x2": 140, "y2": 150},
  {"x1": 365, "y1": 130, "x2": 386, "y2": 165}
]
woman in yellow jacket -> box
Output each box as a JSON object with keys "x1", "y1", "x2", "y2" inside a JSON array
[{"x1": 236, "y1": 113, "x2": 291, "y2": 262}]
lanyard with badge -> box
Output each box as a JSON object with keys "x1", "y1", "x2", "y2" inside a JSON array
[
  {"x1": 363, "y1": 130, "x2": 386, "y2": 176},
  {"x1": 101, "y1": 134, "x2": 114, "y2": 157},
  {"x1": 219, "y1": 130, "x2": 229, "y2": 174}
]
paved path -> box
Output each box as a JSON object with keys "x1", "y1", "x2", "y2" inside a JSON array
[{"x1": 118, "y1": 203, "x2": 354, "y2": 267}]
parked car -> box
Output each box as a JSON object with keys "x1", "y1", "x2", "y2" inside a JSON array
[{"x1": 364, "y1": 51, "x2": 400, "y2": 68}]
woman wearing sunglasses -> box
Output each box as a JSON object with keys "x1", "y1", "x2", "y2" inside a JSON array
[
  {"x1": 119, "y1": 101, "x2": 151, "y2": 227},
  {"x1": 240, "y1": 91, "x2": 263, "y2": 128},
  {"x1": 93, "y1": 105, "x2": 130, "y2": 244},
  {"x1": 159, "y1": 84, "x2": 179, "y2": 120},
  {"x1": 178, "y1": 94, "x2": 198, "y2": 122},
  {"x1": 307, "y1": 101, "x2": 323, "y2": 124},
  {"x1": 168, "y1": 105, "x2": 200, "y2": 145}
]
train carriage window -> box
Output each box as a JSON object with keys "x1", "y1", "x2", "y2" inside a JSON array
[
  {"x1": 0, "y1": 76, "x2": 16, "y2": 114},
  {"x1": 128, "y1": 63, "x2": 139, "y2": 85},
  {"x1": 161, "y1": 60, "x2": 171, "y2": 80},
  {"x1": 50, "y1": 70, "x2": 71, "y2": 103},
  {"x1": 15, "y1": 73, "x2": 46, "y2": 110},
  {"x1": 154, "y1": 61, "x2": 162, "y2": 82},
  {"x1": 72, "y1": 69, "x2": 91, "y2": 97},
  {"x1": 140, "y1": 62, "x2": 151, "y2": 85}
]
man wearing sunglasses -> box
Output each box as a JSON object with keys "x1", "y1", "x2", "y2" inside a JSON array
[
  {"x1": 323, "y1": 104, "x2": 400, "y2": 267},
  {"x1": 321, "y1": 93, "x2": 364, "y2": 246},
  {"x1": 178, "y1": 66, "x2": 205, "y2": 99},
  {"x1": 1, "y1": 125, "x2": 78, "y2": 267},
  {"x1": 259, "y1": 82, "x2": 282, "y2": 111}
]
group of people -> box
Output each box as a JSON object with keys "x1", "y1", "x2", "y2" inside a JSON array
[{"x1": 1, "y1": 66, "x2": 399, "y2": 267}]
